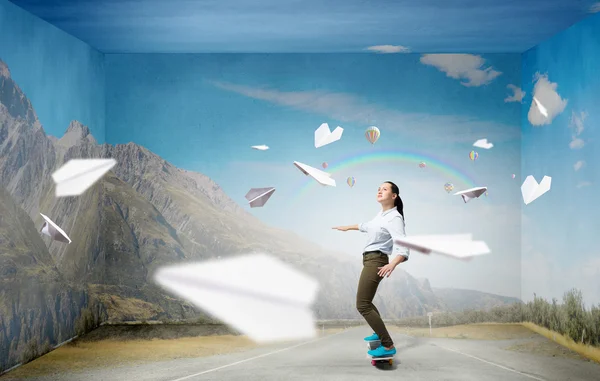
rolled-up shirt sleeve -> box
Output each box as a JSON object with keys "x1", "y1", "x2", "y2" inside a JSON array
[
  {"x1": 384, "y1": 216, "x2": 409, "y2": 260},
  {"x1": 358, "y1": 222, "x2": 369, "y2": 232}
]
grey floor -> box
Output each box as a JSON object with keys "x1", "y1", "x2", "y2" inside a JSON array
[{"x1": 2, "y1": 326, "x2": 600, "y2": 381}]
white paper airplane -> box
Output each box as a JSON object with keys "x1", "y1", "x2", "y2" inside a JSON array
[
  {"x1": 314, "y1": 123, "x2": 343, "y2": 148},
  {"x1": 394, "y1": 234, "x2": 490, "y2": 260},
  {"x1": 39, "y1": 213, "x2": 72, "y2": 243},
  {"x1": 533, "y1": 97, "x2": 548, "y2": 117},
  {"x1": 251, "y1": 145, "x2": 269, "y2": 150},
  {"x1": 51, "y1": 158, "x2": 117, "y2": 197},
  {"x1": 453, "y1": 186, "x2": 488, "y2": 203},
  {"x1": 293, "y1": 161, "x2": 336, "y2": 187},
  {"x1": 153, "y1": 253, "x2": 319, "y2": 343},
  {"x1": 473, "y1": 139, "x2": 493, "y2": 149},
  {"x1": 245, "y1": 187, "x2": 275, "y2": 208},
  {"x1": 521, "y1": 175, "x2": 551, "y2": 205}
]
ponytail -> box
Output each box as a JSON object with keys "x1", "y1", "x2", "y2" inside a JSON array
[
  {"x1": 394, "y1": 196, "x2": 404, "y2": 220},
  {"x1": 385, "y1": 181, "x2": 405, "y2": 221}
]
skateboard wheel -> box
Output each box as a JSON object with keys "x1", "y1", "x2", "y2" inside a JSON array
[
  {"x1": 388, "y1": 359, "x2": 393, "y2": 365},
  {"x1": 371, "y1": 360, "x2": 376, "y2": 366}
]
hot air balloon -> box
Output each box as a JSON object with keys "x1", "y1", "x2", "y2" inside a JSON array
[
  {"x1": 322, "y1": 162, "x2": 328, "y2": 169},
  {"x1": 419, "y1": 162, "x2": 426, "y2": 169},
  {"x1": 365, "y1": 126, "x2": 380, "y2": 145},
  {"x1": 511, "y1": 174, "x2": 516, "y2": 179},
  {"x1": 469, "y1": 150, "x2": 479, "y2": 161},
  {"x1": 347, "y1": 176, "x2": 356, "y2": 187},
  {"x1": 444, "y1": 182, "x2": 454, "y2": 193}
]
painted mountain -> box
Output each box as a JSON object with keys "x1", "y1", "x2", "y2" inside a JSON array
[
  {"x1": 0, "y1": 58, "x2": 519, "y2": 372},
  {"x1": 433, "y1": 287, "x2": 522, "y2": 312}
]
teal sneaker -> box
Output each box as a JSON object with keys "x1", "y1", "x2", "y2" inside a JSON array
[
  {"x1": 368, "y1": 345, "x2": 396, "y2": 357},
  {"x1": 363, "y1": 333, "x2": 379, "y2": 341}
]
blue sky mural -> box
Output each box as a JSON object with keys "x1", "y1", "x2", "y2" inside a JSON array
[
  {"x1": 106, "y1": 53, "x2": 525, "y2": 299},
  {"x1": 521, "y1": 12, "x2": 600, "y2": 307},
  {"x1": 0, "y1": 0, "x2": 105, "y2": 142},
  {"x1": 3, "y1": 0, "x2": 598, "y2": 306},
  {"x1": 7, "y1": 0, "x2": 600, "y2": 53}
]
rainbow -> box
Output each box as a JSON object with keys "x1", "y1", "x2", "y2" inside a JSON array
[{"x1": 293, "y1": 148, "x2": 479, "y2": 199}]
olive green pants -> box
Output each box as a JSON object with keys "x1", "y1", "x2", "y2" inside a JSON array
[{"x1": 356, "y1": 251, "x2": 394, "y2": 348}]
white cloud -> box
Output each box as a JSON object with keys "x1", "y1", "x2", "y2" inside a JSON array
[
  {"x1": 419, "y1": 54, "x2": 502, "y2": 87},
  {"x1": 577, "y1": 181, "x2": 591, "y2": 188},
  {"x1": 570, "y1": 138, "x2": 585, "y2": 149},
  {"x1": 574, "y1": 160, "x2": 585, "y2": 171},
  {"x1": 208, "y1": 81, "x2": 520, "y2": 143},
  {"x1": 568, "y1": 111, "x2": 587, "y2": 149},
  {"x1": 504, "y1": 84, "x2": 525, "y2": 103},
  {"x1": 527, "y1": 73, "x2": 568, "y2": 126},
  {"x1": 569, "y1": 111, "x2": 587, "y2": 136},
  {"x1": 590, "y1": 2, "x2": 600, "y2": 13},
  {"x1": 366, "y1": 45, "x2": 411, "y2": 53}
]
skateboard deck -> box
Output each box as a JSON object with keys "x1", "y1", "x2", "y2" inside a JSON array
[{"x1": 368, "y1": 355, "x2": 394, "y2": 366}]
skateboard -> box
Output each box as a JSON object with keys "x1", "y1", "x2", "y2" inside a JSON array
[
  {"x1": 365, "y1": 340, "x2": 394, "y2": 366},
  {"x1": 368, "y1": 355, "x2": 394, "y2": 366}
]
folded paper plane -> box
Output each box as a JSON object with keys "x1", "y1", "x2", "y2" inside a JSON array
[
  {"x1": 251, "y1": 145, "x2": 269, "y2": 150},
  {"x1": 314, "y1": 123, "x2": 343, "y2": 148},
  {"x1": 521, "y1": 175, "x2": 551, "y2": 205},
  {"x1": 39, "y1": 213, "x2": 72, "y2": 243},
  {"x1": 293, "y1": 161, "x2": 336, "y2": 187},
  {"x1": 394, "y1": 234, "x2": 490, "y2": 260},
  {"x1": 153, "y1": 253, "x2": 319, "y2": 343},
  {"x1": 245, "y1": 187, "x2": 275, "y2": 208},
  {"x1": 472, "y1": 139, "x2": 493, "y2": 149},
  {"x1": 454, "y1": 186, "x2": 487, "y2": 203},
  {"x1": 52, "y1": 158, "x2": 117, "y2": 197},
  {"x1": 533, "y1": 97, "x2": 548, "y2": 117}
]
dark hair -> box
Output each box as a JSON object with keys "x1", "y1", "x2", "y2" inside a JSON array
[{"x1": 384, "y1": 181, "x2": 405, "y2": 220}]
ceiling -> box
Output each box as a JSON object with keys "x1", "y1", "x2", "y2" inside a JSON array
[{"x1": 8, "y1": 0, "x2": 600, "y2": 53}]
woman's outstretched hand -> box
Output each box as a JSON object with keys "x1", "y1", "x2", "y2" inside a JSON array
[
  {"x1": 332, "y1": 226, "x2": 348, "y2": 231},
  {"x1": 378, "y1": 263, "x2": 397, "y2": 278}
]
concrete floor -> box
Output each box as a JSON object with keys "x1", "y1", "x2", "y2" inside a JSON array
[{"x1": 2, "y1": 326, "x2": 600, "y2": 381}]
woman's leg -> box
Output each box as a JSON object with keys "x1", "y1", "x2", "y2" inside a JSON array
[{"x1": 356, "y1": 254, "x2": 394, "y2": 348}]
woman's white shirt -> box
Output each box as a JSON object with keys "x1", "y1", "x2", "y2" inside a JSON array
[{"x1": 358, "y1": 208, "x2": 409, "y2": 260}]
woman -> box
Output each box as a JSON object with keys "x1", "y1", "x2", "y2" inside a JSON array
[{"x1": 332, "y1": 181, "x2": 409, "y2": 358}]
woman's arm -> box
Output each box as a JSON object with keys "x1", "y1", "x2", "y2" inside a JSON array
[
  {"x1": 332, "y1": 224, "x2": 359, "y2": 231},
  {"x1": 390, "y1": 255, "x2": 407, "y2": 266},
  {"x1": 384, "y1": 216, "x2": 409, "y2": 263}
]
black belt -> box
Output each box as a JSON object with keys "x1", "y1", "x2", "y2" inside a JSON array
[{"x1": 363, "y1": 250, "x2": 385, "y2": 256}]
